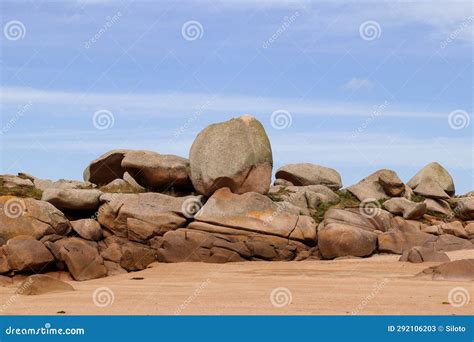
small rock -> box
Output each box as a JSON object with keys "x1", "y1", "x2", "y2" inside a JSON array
[
  {"x1": 383, "y1": 197, "x2": 426, "y2": 219},
  {"x1": 71, "y1": 219, "x2": 103, "y2": 241},
  {"x1": 399, "y1": 246, "x2": 450, "y2": 263},
  {"x1": 275, "y1": 163, "x2": 342, "y2": 190}
]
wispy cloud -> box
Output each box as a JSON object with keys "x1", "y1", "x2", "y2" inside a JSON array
[
  {"x1": 0, "y1": 86, "x2": 449, "y2": 119},
  {"x1": 342, "y1": 78, "x2": 373, "y2": 91}
]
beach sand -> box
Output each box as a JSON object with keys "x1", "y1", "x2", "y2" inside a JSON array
[{"x1": 0, "y1": 250, "x2": 472, "y2": 315}]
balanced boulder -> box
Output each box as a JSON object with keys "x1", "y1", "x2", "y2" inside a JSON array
[
  {"x1": 189, "y1": 115, "x2": 273, "y2": 196},
  {"x1": 121, "y1": 150, "x2": 192, "y2": 190},
  {"x1": 42, "y1": 189, "x2": 102, "y2": 211},
  {"x1": 407, "y1": 162, "x2": 455, "y2": 196},
  {"x1": 275, "y1": 163, "x2": 342, "y2": 190},
  {"x1": 83, "y1": 149, "x2": 130, "y2": 186}
]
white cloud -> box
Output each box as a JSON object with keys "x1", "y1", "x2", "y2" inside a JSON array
[
  {"x1": 342, "y1": 78, "x2": 374, "y2": 91},
  {"x1": 0, "y1": 86, "x2": 448, "y2": 119}
]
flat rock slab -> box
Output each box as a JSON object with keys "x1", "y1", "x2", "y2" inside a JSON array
[{"x1": 16, "y1": 275, "x2": 74, "y2": 295}]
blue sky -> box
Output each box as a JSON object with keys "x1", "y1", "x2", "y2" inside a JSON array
[{"x1": 1, "y1": 0, "x2": 473, "y2": 193}]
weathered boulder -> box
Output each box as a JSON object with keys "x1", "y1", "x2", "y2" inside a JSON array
[
  {"x1": 97, "y1": 193, "x2": 192, "y2": 241},
  {"x1": 378, "y1": 170, "x2": 405, "y2": 196},
  {"x1": 119, "y1": 242, "x2": 157, "y2": 271},
  {"x1": 411, "y1": 179, "x2": 450, "y2": 199},
  {"x1": 121, "y1": 151, "x2": 192, "y2": 190},
  {"x1": 189, "y1": 115, "x2": 273, "y2": 196},
  {"x1": 432, "y1": 221, "x2": 468, "y2": 239},
  {"x1": 275, "y1": 163, "x2": 342, "y2": 190},
  {"x1": 423, "y1": 234, "x2": 473, "y2": 252},
  {"x1": 347, "y1": 169, "x2": 407, "y2": 201},
  {"x1": 417, "y1": 259, "x2": 474, "y2": 281},
  {"x1": 424, "y1": 198, "x2": 452, "y2": 216},
  {"x1": 323, "y1": 208, "x2": 392, "y2": 232},
  {"x1": 83, "y1": 149, "x2": 130, "y2": 186},
  {"x1": 383, "y1": 198, "x2": 426, "y2": 219},
  {"x1": 34, "y1": 179, "x2": 95, "y2": 192},
  {"x1": 0, "y1": 175, "x2": 34, "y2": 189},
  {"x1": 0, "y1": 196, "x2": 71, "y2": 241},
  {"x1": 5, "y1": 236, "x2": 54, "y2": 272},
  {"x1": 378, "y1": 230, "x2": 437, "y2": 254},
  {"x1": 71, "y1": 219, "x2": 103, "y2": 241},
  {"x1": 16, "y1": 275, "x2": 74, "y2": 295},
  {"x1": 454, "y1": 197, "x2": 474, "y2": 220},
  {"x1": 193, "y1": 188, "x2": 317, "y2": 244},
  {"x1": 268, "y1": 185, "x2": 339, "y2": 208},
  {"x1": 318, "y1": 223, "x2": 378, "y2": 259},
  {"x1": 42, "y1": 189, "x2": 102, "y2": 211},
  {"x1": 55, "y1": 237, "x2": 107, "y2": 281},
  {"x1": 274, "y1": 178, "x2": 294, "y2": 187},
  {"x1": 465, "y1": 223, "x2": 474, "y2": 237},
  {"x1": 399, "y1": 246, "x2": 450, "y2": 263},
  {"x1": 407, "y1": 162, "x2": 455, "y2": 196},
  {"x1": 155, "y1": 228, "x2": 304, "y2": 263}
]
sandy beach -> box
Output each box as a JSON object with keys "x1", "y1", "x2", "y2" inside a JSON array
[{"x1": 1, "y1": 250, "x2": 472, "y2": 316}]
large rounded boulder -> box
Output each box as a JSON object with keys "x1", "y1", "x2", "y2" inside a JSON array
[
  {"x1": 407, "y1": 162, "x2": 455, "y2": 197},
  {"x1": 189, "y1": 115, "x2": 273, "y2": 196}
]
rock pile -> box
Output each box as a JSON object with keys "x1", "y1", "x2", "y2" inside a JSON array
[{"x1": 0, "y1": 115, "x2": 473, "y2": 282}]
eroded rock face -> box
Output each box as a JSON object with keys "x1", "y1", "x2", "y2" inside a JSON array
[
  {"x1": 424, "y1": 198, "x2": 452, "y2": 216},
  {"x1": 399, "y1": 246, "x2": 450, "y2": 263},
  {"x1": 0, "y1": 196, "x2": 71, "y2": 241},
  {"x1": 407, "y1": 162, "x2": 455, "y2": 196},
  {"x1": 323, "y1": 208, "x2": 392, "y2": 232},
  {"x1": 318, "y1": 223, "x2": 378, "y2": 259},
  {"x1": 97, "y1": 193, "x2": 192, "y2": 241},
  {"x1": 194, "y1": 188, "x2": 317, "y2": 244},
  {"x1": 417, "y1": 259, "x2": 474, "y2": 281},
  {"x1": 121, "y1": 151, "x2": 192, "y2": 190},
  {"x1": 275, "y1": 164, "x2": 342, "y2": 190},
  {"x1": 155, "y1": 228, "x2": 305, "y2": 263},
  {"x1": 0, "y1": 175, "x2": 34, "y2": 189},
  {"x1": 42, "y1": 189, "x2": 102, "y2": 211},
  {"x1": 83, "y1": 149, "x2": 130, "y2": 186},
  {"x1": 5, "y1": 236, "x2": 54, "y2": 272},
  {"x1": 189, "y1": 115, "x2": 273, "y2": 196}
]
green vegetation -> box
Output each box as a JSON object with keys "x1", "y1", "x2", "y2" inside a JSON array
[
  {"x1": 411, "y1": 194, "x2": 426, "y2": 203},
  {"x1": 0, "y1": 180, "x2": 43, "y2": 199},
  {"x1": 266, "y1": 186, "x2": 292, "y2": 202}
]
